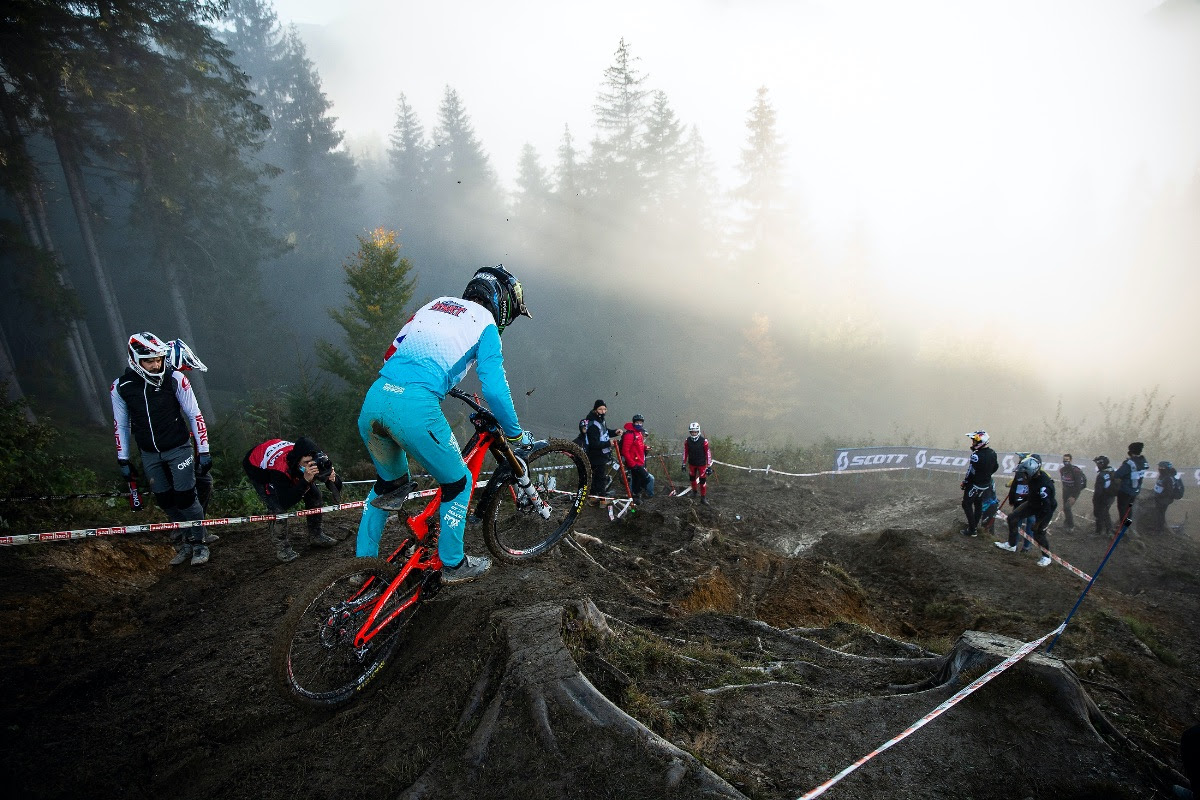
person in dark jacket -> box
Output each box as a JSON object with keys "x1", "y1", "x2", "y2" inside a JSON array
[
  {"x1": 960, "y1": 430, "x2": 998, "y2": 537},
  {"x1": 682, "y1": 422, "x2": 714, "y2": 504},
  {"x1": 1091, "y1": 455, "x2": 1117, "y2": 535},
  {"x1": 111, "y1": 331, "x2": 212, "y2": 567},
  {"x1": 243, "y1": 437, "x2": 341, "y2": 562},
  {"x1": 1058, "y1": 453, "x2": 1088, "y2": 530},
  {"x1": 995, "y1": 454, "x2": 1057, "y2": 567},
  {"x1": 1147, "y1": 460, "x2": 1185, "y2": 533},
  {"x1": 1113, "y1": 441, "x2": 1149, "y2": 531},
  {"x1": 1002, "y1": 454, "x2": 1036, "y2": 553},
  {"x1": 618, "y1": 414, "x2": 654, "y2": 501},
  {"x1": 580, "y1": 400, "x2": 619, "y2": 497}
]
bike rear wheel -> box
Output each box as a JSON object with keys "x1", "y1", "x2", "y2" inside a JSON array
[
  {"x1": 271, "y1": 557, "x2": 423, "y2": 710},
  {"x1": 481, "y1": 438, "x2": 590, "y2": 563}
]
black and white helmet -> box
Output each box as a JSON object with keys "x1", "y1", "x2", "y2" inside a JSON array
[
  {"x1": 462, "y1": 265, "x2": 531, "y2": 334},
  {"x1": 128, "y1": 331, "x2": 170, "y2": 386},
  {"x1": 965, "y1": 430, "x2": 989, "y2": 451}
]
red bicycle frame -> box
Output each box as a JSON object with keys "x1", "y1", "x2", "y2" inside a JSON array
[{"x1": 348, "y1": 423, "x2": 504, "y2": 649}]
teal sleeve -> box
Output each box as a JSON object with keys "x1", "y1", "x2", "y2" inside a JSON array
[{"x1": 475, "y1": 325, "x2": 522, "y2": 437}]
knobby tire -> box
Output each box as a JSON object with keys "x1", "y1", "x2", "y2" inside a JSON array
[
  {"x1": 481, "y1": 438, "x2": 590, "y2": 563},
  {"x1": 271, "y1": 556, "x2": 422, "y2": 710}
]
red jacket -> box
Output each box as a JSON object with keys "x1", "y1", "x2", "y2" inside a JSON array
[{"x1": 619, "y1": 422, "x2": 646, "y2": 468}]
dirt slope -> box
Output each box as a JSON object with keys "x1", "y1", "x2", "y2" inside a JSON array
[{"x1": 0, "y1": 473, "x2": 1196, "y2": 800}]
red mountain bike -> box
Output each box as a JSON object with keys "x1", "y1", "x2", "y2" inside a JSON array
[{"x1": 271, "y1": 388, "x2": 591, "y2": 709}]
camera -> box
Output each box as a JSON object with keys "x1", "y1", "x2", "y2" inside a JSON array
[{"x1": 313, "y1": 451, "x2": 334, "y2": 481}]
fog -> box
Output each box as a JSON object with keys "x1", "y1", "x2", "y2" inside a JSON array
[{"x1": 259, "y1": 0, "x2": 1199, "y2": 452}]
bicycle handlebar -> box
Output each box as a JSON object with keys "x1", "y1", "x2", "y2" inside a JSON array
[{"x1": 447, "y1": 388, "x2": 529, "y2": 480}]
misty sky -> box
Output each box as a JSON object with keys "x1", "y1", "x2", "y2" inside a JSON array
[{"x1": 271, "y1": 0, "x2": 1200, "y2": 400}]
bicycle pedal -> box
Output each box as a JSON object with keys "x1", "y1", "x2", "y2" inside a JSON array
[
  {"x1": 371, "y1": 481, "x2": 420, "y2": 511},
  {"x1": 421, "y1": 569, "x2": 442, "y2": 600}
]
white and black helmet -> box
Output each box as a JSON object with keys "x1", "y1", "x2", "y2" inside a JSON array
[
  {"x1": 127, "y1": 331, "x2": 170, "y2": 386},
  {"x1": 688, "y1": 422, "x2": 701, "y2": 436},
  {"x1": 965, "y1": 430, "x2": 989, "y2": 451}
]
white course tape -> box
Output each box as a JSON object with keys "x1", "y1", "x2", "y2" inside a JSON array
[
  {"x1": 712, "y1": 459, "x2": 912, "y2": 479},
  {"x1": 797, "y1": 623, "x2": 1065, "y2": 800},
  {"x1": 1, "y1": 480, "x2": 489, "y2": 547}
]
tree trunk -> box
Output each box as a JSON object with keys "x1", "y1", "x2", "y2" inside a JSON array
[
  {"x1": 0, "y1": 81, "x2": 107, "y2": 424},
  {"x1": 0, "y1": 326, "x2": 36, "y2": 423},
  {"x1": 50, "y1": 126, "x2": 128, "y2": 364}
]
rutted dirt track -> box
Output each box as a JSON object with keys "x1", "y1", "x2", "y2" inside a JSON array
[{"x1": 0, "y1": 472, "x2": 1197, "y2": 800}]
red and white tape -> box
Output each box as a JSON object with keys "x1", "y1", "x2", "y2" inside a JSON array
[
  {"x1": 993, "y1": 510, "x2": 1093, "y2": 581},
  {"x1": 0, "y1": 484, "x2": 462, "y2": 548},
  {"x1": 797, "y1": 624, "x2": 1065, "y2": 800}
]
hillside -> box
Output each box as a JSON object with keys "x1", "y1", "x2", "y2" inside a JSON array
[{"x1": 0, "y1": 472, "x2": 1197, "y2": 799}]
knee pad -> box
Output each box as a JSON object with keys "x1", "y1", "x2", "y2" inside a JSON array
[
  {"x1": 373, "y1": 473, "x2": 411, "y2": 496},
  {"x1": 173, "y1": 488, "x2": 198, "y2": 509},
  {"x1": 440, "y1": 476, "x2": 468, "y2": 503},
  {"x1": 153, "y1": 491, "x2": 175, "y2": 511},
  {"x1": 698, "y1": 476, "x2": 707, "y2": 487}
]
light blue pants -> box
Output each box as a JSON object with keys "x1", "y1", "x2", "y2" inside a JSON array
[{"x1": 355, "y1": 380, "x2": 472, "y2": 566}]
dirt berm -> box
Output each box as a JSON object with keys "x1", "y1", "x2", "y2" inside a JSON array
[{"x1": 1, "y1": 472, "x2": 1197, "y2": 799}]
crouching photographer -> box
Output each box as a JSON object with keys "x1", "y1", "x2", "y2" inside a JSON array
[{"x1": 242, "y1": 436, "x2": 343, "y2": 562}]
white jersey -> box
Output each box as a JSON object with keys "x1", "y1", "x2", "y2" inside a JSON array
[{"x1": 378, "y1": 297, "x2": 520, "y2": 436}]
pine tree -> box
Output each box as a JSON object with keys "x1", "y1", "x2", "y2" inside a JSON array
[
  {"x1": 641, "y1": 90, "x2": 687, "y2": 212},
  {"x1": 513, "y1": 143, "x2": 551, "y2": 253},
  {"x1": 590, "y1": 38, "x2": 650, "y2": 203},
  {"x1": 428, "y1": 86, "x2": 504, "y2": 267},
  {"x1": 221, "y1": 0, "x2": 360, "y2": 332},
  {"x1": 733, "y1": 86, "x2": 797, "y2": 278},
  {"x1": 383, "y1": 92, "x2": 432, "y2": 265},
  {"x1": 316, "y1": 228, "x2": 417, "y2": 394}
]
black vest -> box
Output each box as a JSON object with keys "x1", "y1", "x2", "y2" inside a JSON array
[{"x1": 116, "y1": 367, "x2": 192, "y2": 454}]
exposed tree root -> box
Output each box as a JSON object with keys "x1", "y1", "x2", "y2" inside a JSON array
[{"x1": 399, "y1": 600, "x2": 748, "y2": 800}]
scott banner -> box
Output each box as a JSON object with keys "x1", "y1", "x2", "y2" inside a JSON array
[{"x1": 834, "y1": 447, "x2": 1200, "y2": 488}]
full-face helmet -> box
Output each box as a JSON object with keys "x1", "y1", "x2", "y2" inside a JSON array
[
  {"x1": 688, "y1": 422, "x2": 701, "y2": 437},
  {"x1": 1093, "y1": 455, "x2": 1110, "y2": 470},
  {"x1": 462, "y1": 265, "x2": 531, "y2": 334},
  {"x1": 128, "y1": 331, "x2": 170, "y2": 386},
  {"x1": 166, "y1": 339, "x2": 208, "y2": 373},
  {"x1": 965, "y1": 430, "x2": 989, "y2": 451},
  {"x1": 1016, "y1": 455, "x2": 1042, "y2": 477}
]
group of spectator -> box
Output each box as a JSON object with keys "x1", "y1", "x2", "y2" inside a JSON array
[
  {"x1": 957, "y1": 431, "x2": 1186, "y2": 568},
  {"x1": 114, "y1": 331, "x2": 344, "y2": 566},
  {"x1": 578, "y1": 400, "x2": 714, "y2": 505}
]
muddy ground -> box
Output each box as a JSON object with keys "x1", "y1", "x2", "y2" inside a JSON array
[{"x1": 0, "y1": 471, "x2": 1197, "y2": 800}]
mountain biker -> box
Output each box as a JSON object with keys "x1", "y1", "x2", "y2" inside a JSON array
[
  {"x1": 580, "y1": 400, "x2": 619, "y2": 497},
  {"x1": 1113, "y1": 441, "x2": 1148, "y2": 531},
  {"x1": 354, "y1": 266, "x2": 533, "y2": 584},
  {"x1": 959, "y1": 430, "x2": 998, "y2": 537},
  {"x1": 1091, "y1": 455, "x2": 1117, "y2": 535},
  {"x1": 619, "y1": 414, "x2": 654, "y2": 501},
  {"x1": 1057, "y1": 453, "x2": 1087, "y2": 531},
  {"x1": 111, "y1": 331, "x2": 212, "y2": 566},
  {"x1": 682, "y1": 422, "x2": 713, "y2": 505},
  {"x1": 995, "y1": 454, "x2": 1057, "y2": 567},
  {"x1": 243, "y1": 437, "x2": 341, "y2": 562}
]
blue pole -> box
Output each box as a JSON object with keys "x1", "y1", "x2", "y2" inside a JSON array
[{"x1": 1046, "y1": 503, "x2": 1134, "y2": 653}]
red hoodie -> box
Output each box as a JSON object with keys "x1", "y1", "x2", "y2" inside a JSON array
[{"x1": 619, "y1": 422, "x2": 646, "y2": 468}]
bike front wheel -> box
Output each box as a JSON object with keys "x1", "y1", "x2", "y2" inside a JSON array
[
  {"x1": 481, "y1": 438, "x2": 590, "y2": 563},
  {"x1": 271, "y1": 557, "x2": 422, "y2": 710}
]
